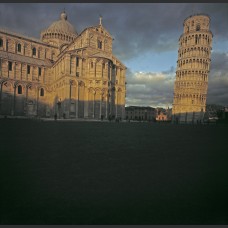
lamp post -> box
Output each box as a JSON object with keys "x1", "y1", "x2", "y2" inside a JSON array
[{"x1": 57, "y1": 98, "x2": 61, "y2": 119}]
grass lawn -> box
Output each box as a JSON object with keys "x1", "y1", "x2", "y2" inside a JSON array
[{"x1": 0, "y1": 119, "x2": 227, "y2": 224}]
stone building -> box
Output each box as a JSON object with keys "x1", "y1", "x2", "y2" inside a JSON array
[
  {"x1": 156, "y1": 112, "x2": 167, "y2": 121},
  {"x1": 156, "y1": 107, "x2": 172, "y2": 122},
  {"x1": 125, "y1": 106, "x2": 156, "y2": 121},
  {"x1": 172, "y1": 14, "x2": 213, "y2": 123},
  {"x1": 0, "y1": 11, "x2": 126, "y2": 119}
]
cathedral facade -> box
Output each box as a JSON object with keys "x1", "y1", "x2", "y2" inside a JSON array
[
  {"x1": 0, "y1": 12, "x2": 126, "y2": 120},
  {"x1": 172, "y1": 14, "x2": 213, "y2": 123}
]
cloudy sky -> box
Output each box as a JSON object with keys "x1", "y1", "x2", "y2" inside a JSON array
[{"x1": 0, "y1": 3, "x2": 227, "y2": 108}]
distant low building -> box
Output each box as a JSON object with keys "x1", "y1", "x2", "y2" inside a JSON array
[
  {"x1": 204, "y1": 104, "x2": 223, "y2": 121},
  {"x1": 156, "y1": 107, "x2": 172, "y2": 122},
  {"x1": 156, "y1": 111, "x2": 167, "y2": 121},
  {"x1": 216, "y1": 106, "x2": 228, "y2": 123},
  {"x1": 125, "y1": 106, "x2": 156, "y2": 121}
]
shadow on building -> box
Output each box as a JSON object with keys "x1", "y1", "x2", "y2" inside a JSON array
[
  {"x1": 172, "y1": 110, "x2": 205, "y2": 124},
  {"x1": 0, "y1": 89, "x2": 125, "y2": 121}
]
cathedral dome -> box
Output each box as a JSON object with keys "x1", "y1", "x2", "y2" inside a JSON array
[
  {"x1": 41, "y1": 11, "x2": 78, "y2": 47},
  {"x1": 45, "y1": 11, "x2": 77, "y2": 35}
]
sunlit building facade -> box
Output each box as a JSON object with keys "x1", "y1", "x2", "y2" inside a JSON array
[
  {"x1": 0, "y1": 12, "x2": 126, "y2": 119},
  {"x1": 172, "y1": 14, "x2": 213, "y2": 123}
]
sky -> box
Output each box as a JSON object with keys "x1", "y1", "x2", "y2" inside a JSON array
[{"x1": 0, "y1": 3, "x2": 227, "y2": 108}]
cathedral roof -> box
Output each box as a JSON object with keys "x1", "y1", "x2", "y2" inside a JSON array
[
  {"x1": 43, "y1": 11, "x2": 77, "y2": 36},
  {"x1": 0, "y1": 27, "x2": 56, "y2": 48},
  {"x1": 89, "y1": 52, "x2": 113, "y2": 61},
  {"x1": 0, "y1": 51, "x2": 53, "y2": 67}
]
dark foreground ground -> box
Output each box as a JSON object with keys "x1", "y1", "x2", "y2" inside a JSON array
[{"x1": 0, "y1": 119, "x2": 227, "y2": 225}]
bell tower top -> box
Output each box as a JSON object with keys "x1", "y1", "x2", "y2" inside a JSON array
[{"x1": 99, "y1": 15, "x2": 103, "y2": 26}]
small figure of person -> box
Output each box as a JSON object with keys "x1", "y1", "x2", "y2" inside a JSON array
[{"x1": 54, "y1": 113, "x2": 57, "y2": 121}]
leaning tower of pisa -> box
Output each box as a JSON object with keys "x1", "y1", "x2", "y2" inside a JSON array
[{"x1": 172, "y1": 14, "x2": 213, "y2": 123}]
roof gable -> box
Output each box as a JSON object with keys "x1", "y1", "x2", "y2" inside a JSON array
[{"x1": 80, "y1": 24, "x2": 112, "y2": 40}]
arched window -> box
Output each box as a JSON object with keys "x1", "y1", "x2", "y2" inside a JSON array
[
  {"x1": 196, "y1": 24, "x2": 200, "y2": 31},
  {"x1": 40, "y1": 88, "x2": 44, "y2": 96},
  {"x1": 32, "y1": 47, "x2": 36, "y2": 56},
  {"x1": 195, "y1": 35, "x2": 198, "y2": 44},
  {"x1": 97, "y1": 40, "x2": 102, "y2": 49},
  {"x1": 8, "y1": 61, "x2": 12, "y2": 71},
  {"x1": 0, "y1": 38, "x2": 3, "y2": 47},
  {"x1": 17, "y1": 43, "x2": 21, "y2": 52},
  {"x1": 51, "y1": 52, "x2": 55, "y2": 60},
  {"x1": 76, "y1": 57, "x2": 79, "y2": 67},
  {"x1": 38, "y1": 67, "x2": 41, "y2": 76},
  {"x1": 18, "y1": 85, "x2": 22, "y2": 94},
  {"x1": 27, "y1": 65, "x2": 30, "y2": 74}
]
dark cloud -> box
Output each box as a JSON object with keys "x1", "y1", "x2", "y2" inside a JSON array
[
  {"x1": 207, "y1": 51, "x2": 228, "y2": 106},
  {"x1": 161, "y1": 66, "x2": 175, "y2": 75},
  {"x1": 126, "y1": 69, "x2": 175, "y2": 107},
  {"x1": 125, "y1": 51, "x2": 228, "y2": 108},
  {"x1": 0, "y1": 3, "x2": 227, "y2": 61}
]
